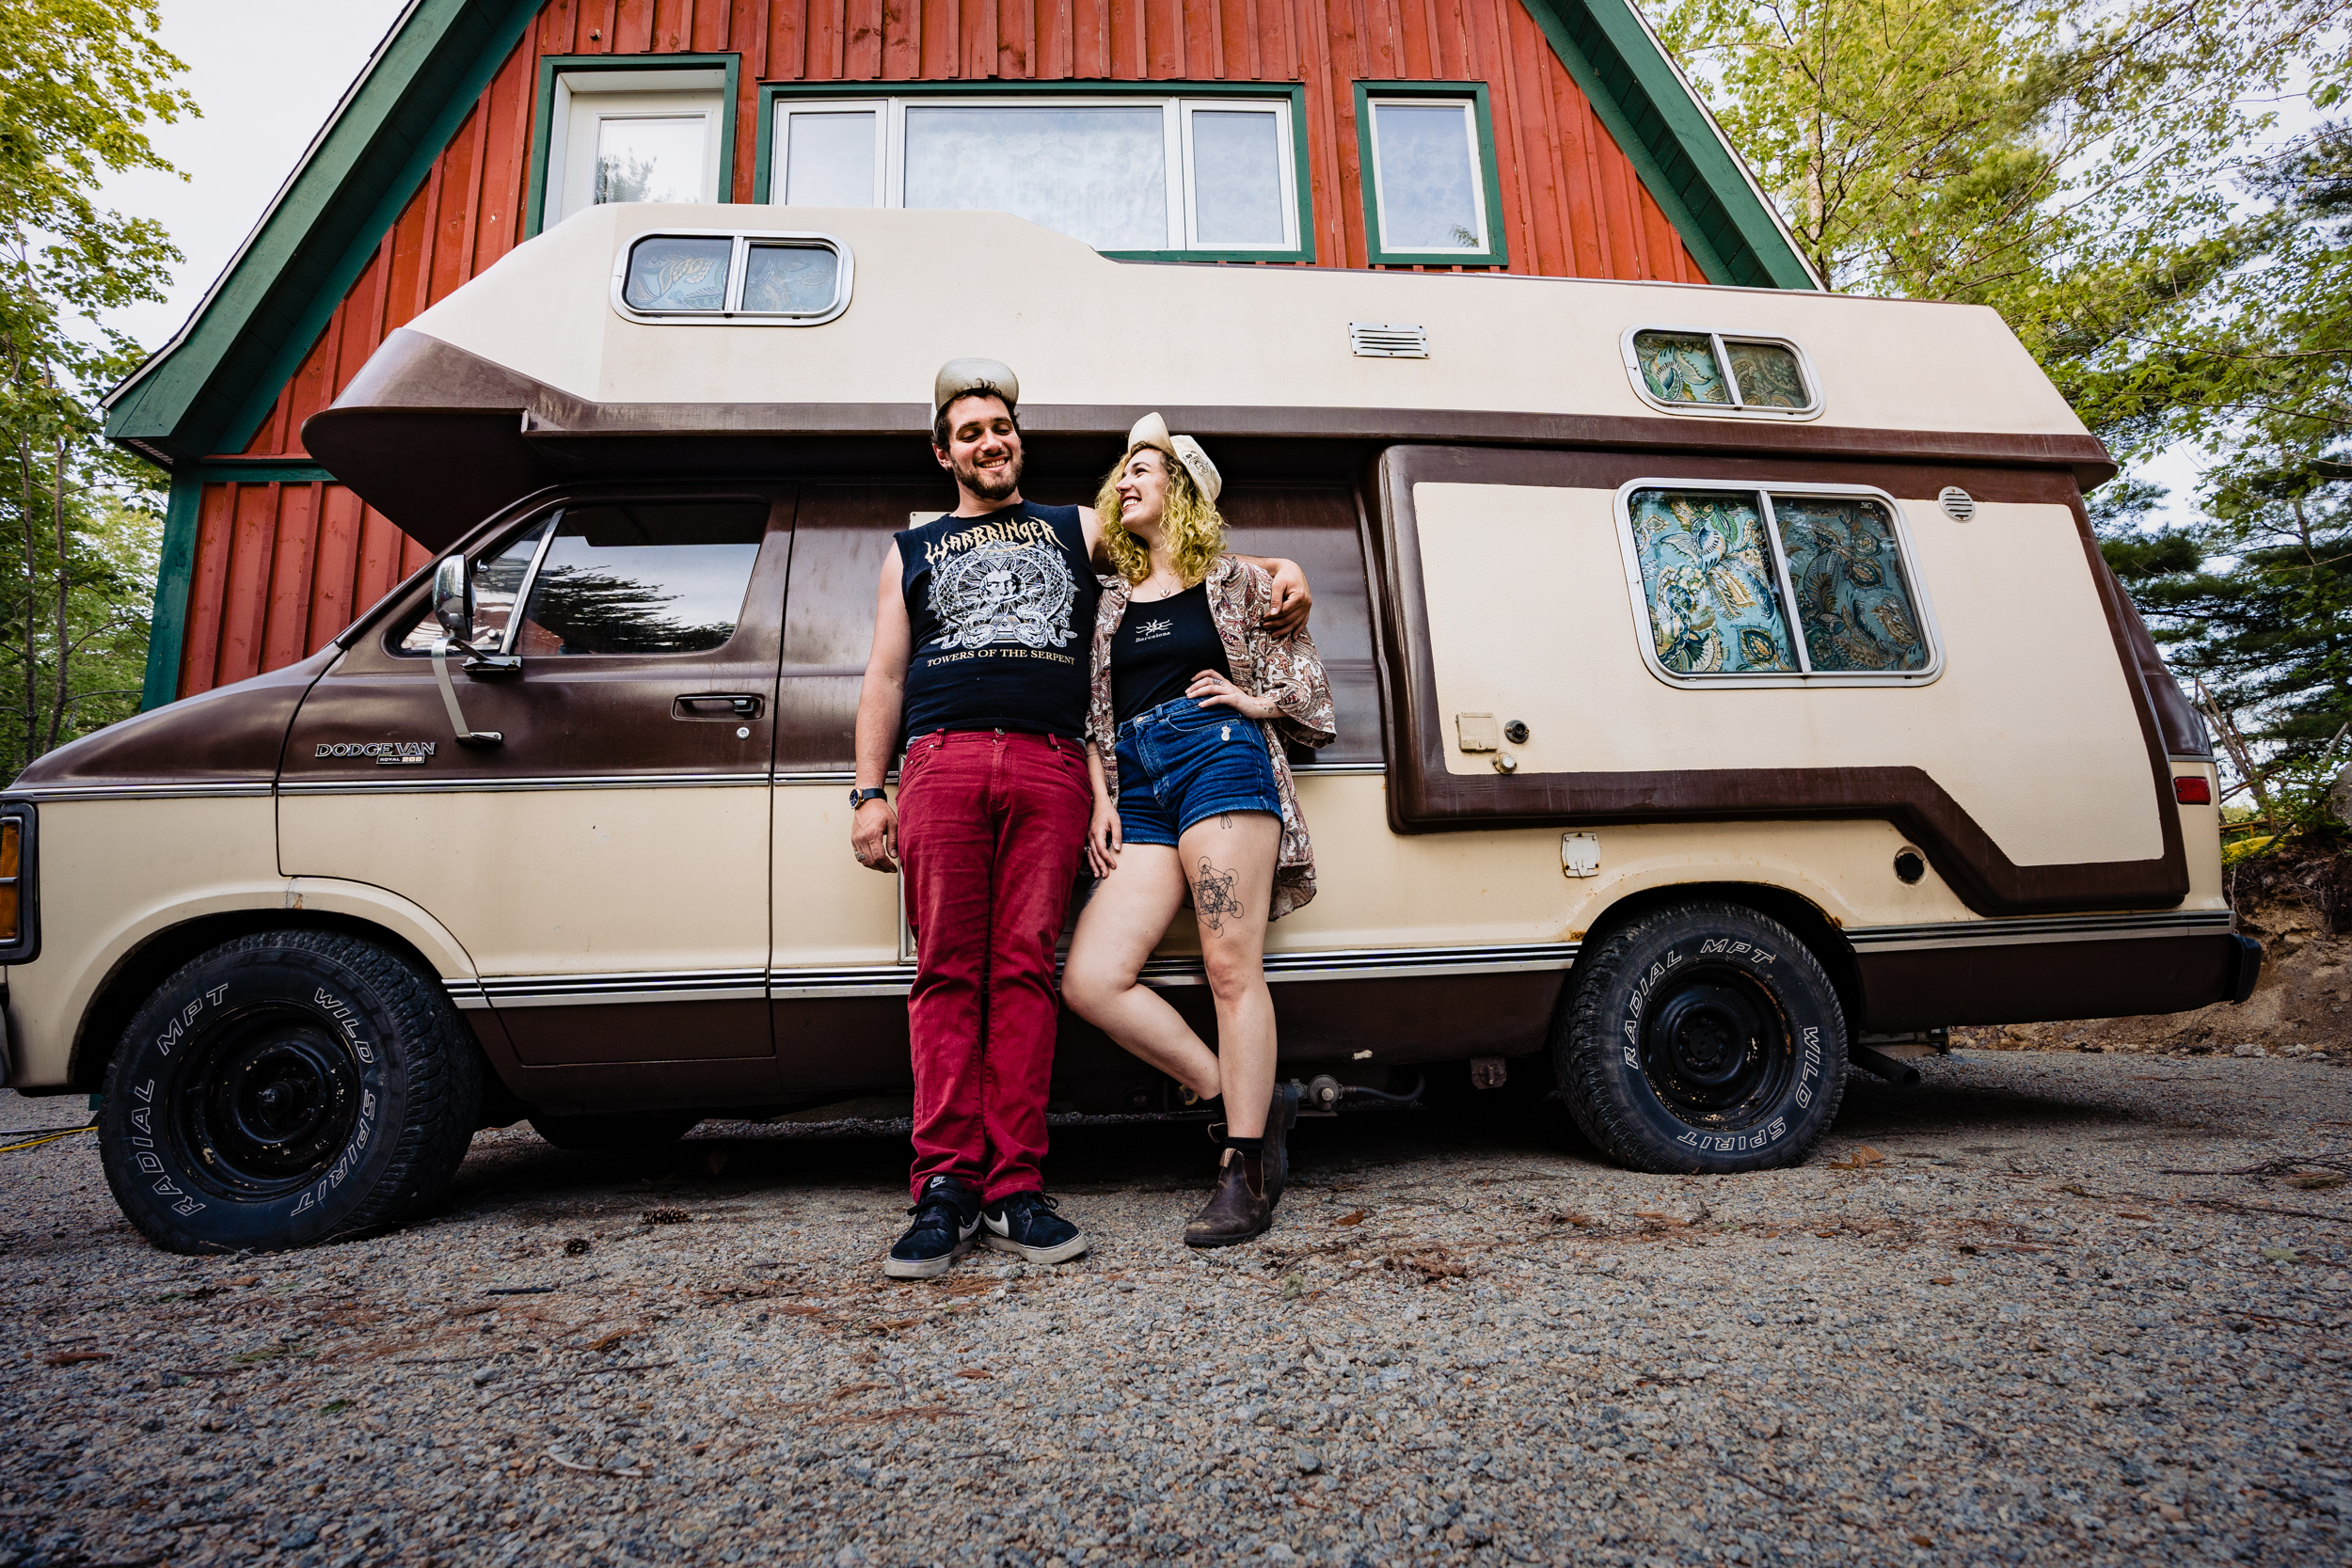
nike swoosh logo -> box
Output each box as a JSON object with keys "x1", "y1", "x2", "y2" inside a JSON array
[
  {"x1": 960, "y1": 1216, "x2": 982, "y2": 1241},
  {"x1": 984, "y1": 1214, "x2": 1011, "y2": 1237}
]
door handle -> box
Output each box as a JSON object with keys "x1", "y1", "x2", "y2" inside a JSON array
[{"x1": 673, "y1": 693, "x2": 764, "y2": 720}]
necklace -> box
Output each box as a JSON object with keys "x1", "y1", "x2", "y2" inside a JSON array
[{"x1": 1134, "y1": 566, "x2": 1186, "y2": 603}]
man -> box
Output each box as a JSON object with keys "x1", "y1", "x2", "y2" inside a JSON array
[{"x1": 852, "y1": 358, "x2": 1312, "y2": 1279}]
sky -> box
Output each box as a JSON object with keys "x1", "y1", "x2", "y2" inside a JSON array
[{"x1": 96, "y1": 0, "x2": 411, "y2": 356}]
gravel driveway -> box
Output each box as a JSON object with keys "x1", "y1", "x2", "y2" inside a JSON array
[{"x1": 4, "y1": 1051, "x2": 2347, "y2": 1568}]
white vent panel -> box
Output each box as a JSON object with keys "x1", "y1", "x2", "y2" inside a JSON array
[{"x1": 1350, "y1": 322, "x2": 1428, "y2": 358}]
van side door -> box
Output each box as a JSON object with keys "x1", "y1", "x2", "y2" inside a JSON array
[{"x1": 280, "y1": 486, "x2": 790, "y2": 1101}]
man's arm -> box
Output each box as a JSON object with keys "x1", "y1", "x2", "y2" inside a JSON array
[
  {"x1": 1077, "y1": 504, "x2": 1313, "y2": 635},
  {"x1": 851, "y1": 544, "x2": 912, "y2": 874}
]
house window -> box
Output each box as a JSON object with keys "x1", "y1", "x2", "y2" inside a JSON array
[
  {"x1": 1353, "y1": 83, "x2": 1506, "y2": 267},
  {"x1": 1625, "y1": 327, "x2": 1821, "y2": 419},
  {"x1": 533, "y1": 61, "x2": 738, "y2": 233},
  {"x1": 1617, "y1": 483, "x2": 1939, "y2": 686},
  {"x1": 609, "y1": 230, "x2": 851, "y2": 325},
  {"x1": 763, "y1": 90, "x2": 1310, "y2": 260}
]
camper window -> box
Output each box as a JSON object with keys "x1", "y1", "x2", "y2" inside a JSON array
[
  {"x1": 1624, "y1": 328, "x2": 1821, "y2": 420},
  {"x1": 763, "y1": 90, "x2": 1309, "y2": 261},
  {"x1": 612, "y1": 230, "x2": 850, "y2": 325},
  {"x1": 1617, "y1": 483, "x2": 1939, "y2": 687}
]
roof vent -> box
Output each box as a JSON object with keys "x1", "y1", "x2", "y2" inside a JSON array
[
  {"x1": 1350, "y1": 322, "x2": 1428, "y2": 358},
  {"x1": 1938, "y1": 486, "x2": 1976, "y2": 522}
]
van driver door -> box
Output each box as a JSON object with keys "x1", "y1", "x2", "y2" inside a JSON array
[{"x1": 280, "y1": 486, "x2": 790, "y2": 1093}]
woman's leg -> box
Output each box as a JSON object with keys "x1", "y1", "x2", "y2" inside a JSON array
[
  {"x1": 1063, "y1": 846, "x2": 1224, "y2": 1100},
  {"x1": 1175, "y1": 810, "x2": 1282, "y2": 1137}
]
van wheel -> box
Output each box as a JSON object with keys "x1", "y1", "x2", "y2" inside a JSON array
[
  {"x1": 1554, "y1": 901, "x2": 1846, "y2": 1174},
  {"x1": 98, "y1": 929, "x2": 483, "y2": 1255},
  {"x1": 528, "y1": 1112, "x2": 701, "y2": 1152}
]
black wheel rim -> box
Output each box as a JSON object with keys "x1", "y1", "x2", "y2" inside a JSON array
[
  {"x1": 1637, "y1": 964, "x2": 1794, "y2": 1132},
  {"x1": 172, "y1": 1007, "x2": 365, "y2": 1198}
]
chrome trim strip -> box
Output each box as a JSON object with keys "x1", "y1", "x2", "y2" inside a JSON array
[
  {"x1": 771, "y1": 762, "x2": 1390, "y2": 785},
  {"x1": 452, "y1": 969, "x2": 768, "y2": 1009},
  {"x1": 1847, "y1": 910, "x2": 2232, "y2": 953},
  {"x1": 283, "y1": 772, "x2": 770, "y2": 796},
  {"x1": 6, "y1": 783, "x2": 274, "y2": 801},
  {"x1": 765, "y1": 942, "x2": 1581, "y2": 998}
]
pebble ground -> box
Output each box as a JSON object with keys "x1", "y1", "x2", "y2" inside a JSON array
[{"x1": 4, "y1": 1051, "x2": 2348, "y2": 1568}]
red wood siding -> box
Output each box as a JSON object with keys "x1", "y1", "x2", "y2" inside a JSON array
[
  {"x1": 176, "y1": 481, "x2": 432, "y2": 699},
  {"x1": 183, "y1": 0, "x2": 1711, "y2": 695}
]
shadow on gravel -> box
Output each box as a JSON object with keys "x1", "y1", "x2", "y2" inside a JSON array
[{"x1": 425, "y1": 1054, "x2": 2218, "y2": 1230}]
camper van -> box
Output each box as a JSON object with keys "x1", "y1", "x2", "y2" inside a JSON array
[{"x1": 6, "y1": 207, "x2": 2256, "y2": 1254}]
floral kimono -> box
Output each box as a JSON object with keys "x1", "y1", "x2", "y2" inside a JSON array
[{"x1": 1087, "y1": 553, "x2": 1337, "y2": 919}]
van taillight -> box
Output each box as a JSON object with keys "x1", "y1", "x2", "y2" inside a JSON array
[
  {"x1": 2173, "y1": 776, "x2": 2212, "y2": 805},
  {"x1": 0, "y1": 817, "x2": 18, "y2": 942}
]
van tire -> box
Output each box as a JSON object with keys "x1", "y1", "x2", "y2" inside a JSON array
[
  {"x1": 529, "y1": 1112, "x2": 701, "y2": 1152},
  {"x1": 1554, "y1": 901, "x2": 1847, "y2": 1174},
  {"x1": 98, "y1": 929, "x2": 483, "y2": 1255}
]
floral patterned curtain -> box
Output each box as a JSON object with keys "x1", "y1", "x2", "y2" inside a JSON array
[
  {"x1": 1628, "y1": 490, "x2": 1797, "y2": 673},
  {"x1": 1725, "y1": 341, "x2": 1808, "y2": 408},
  {"x1": 1775, "y1": 499, "x2": 1929, "y2": 672},
  {"x1": 1632, "y1": 331, "x2": 1730, "y2": 404}
]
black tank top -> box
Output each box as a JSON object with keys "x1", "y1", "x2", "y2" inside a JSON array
[
  {"x1": 897, "y1": 502, "x2": 1096, "y2": 746},
  {"x1": 1111, "y1": 583, "x2": 1232, "y2": 725}
]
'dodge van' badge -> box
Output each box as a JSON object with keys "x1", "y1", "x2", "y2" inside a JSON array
[{"x1": 316, "y1": 741, "x2": 435, "y2": 767}]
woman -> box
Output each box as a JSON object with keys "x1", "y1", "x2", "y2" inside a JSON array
[{"x1": 1063, "y1": 414, "x2": 1336, "y2": 1247}]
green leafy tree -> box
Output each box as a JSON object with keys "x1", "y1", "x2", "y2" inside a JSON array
[
  {"x1": 0, "y1": 0, "x2": 193, "y2": 777},
  {"x1": 1660, "y1": 0, "x2": 2352, "y2": 828}
]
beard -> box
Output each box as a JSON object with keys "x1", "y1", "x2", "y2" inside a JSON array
[{"x1": 954, "y1": 445, "x2": 1024, "y2": 503}]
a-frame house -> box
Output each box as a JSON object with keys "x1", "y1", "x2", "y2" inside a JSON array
[{"x1": 103, "y1": 0, "x2": 1815, "y2": 706}]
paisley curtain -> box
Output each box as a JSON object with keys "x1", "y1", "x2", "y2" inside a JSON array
[
  {"x1": 622, "y1": 236, "x2": 730, "y2": 311},
  {"x1": 1632, "y1": 331, "x2": 1730, "y2": 405},
  {"x1": 1774, "y1": 498, "x2": 1930, "y2": 672},
  {"x1": 1628, "y1": 490, "x2": 1797, "y2": 673},
  {"x1": 1726, "y1": 341, "x2": 1808, "y2": 408}
]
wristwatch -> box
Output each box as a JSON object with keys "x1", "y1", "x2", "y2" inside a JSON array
[{"x1": 849, "y1": 786, "x2": 887, "y2": 809}]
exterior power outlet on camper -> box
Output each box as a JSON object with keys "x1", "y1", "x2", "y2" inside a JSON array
[{"x1": 15, "y1": 208, "x2": 2256, "y2": 1252}]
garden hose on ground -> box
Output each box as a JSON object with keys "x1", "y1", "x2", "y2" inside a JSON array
[{"x1": 0, "y1": 1122, "x2": 97, "y2": 1153}]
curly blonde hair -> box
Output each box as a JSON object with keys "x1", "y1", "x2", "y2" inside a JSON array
[{"x1": 1094, "y1": 445, "x2": 1226, "y2": 588}]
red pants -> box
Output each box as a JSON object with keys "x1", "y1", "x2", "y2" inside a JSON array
[{"x1": 897, "y1": 729, "x2": 1092, "y2": 1202}]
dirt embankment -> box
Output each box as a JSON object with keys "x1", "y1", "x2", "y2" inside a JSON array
[{"x1": 1960, "y1": 839, "x2": 2352, "y2": 1058}]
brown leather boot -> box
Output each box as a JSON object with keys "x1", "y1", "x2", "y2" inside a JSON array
[{"x1": 1183, "y1": 1149, "x2": 1271, "y2": 1248}]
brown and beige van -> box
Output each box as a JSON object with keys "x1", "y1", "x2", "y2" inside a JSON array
[{"x1": 3, "y1": 206, "x2": 2257, "y2": 1253}]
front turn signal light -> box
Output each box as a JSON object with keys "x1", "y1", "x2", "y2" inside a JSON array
[{"x1": 2173, "y1": 775, "x2": 2213, "y2": 805}]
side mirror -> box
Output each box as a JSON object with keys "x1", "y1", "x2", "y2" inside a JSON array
[{"x1": 433, "y1": 556, "x2": 473, "y2": 644}]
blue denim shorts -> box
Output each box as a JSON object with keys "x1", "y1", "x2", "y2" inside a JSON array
[{"x1": 1113, "y1": 697, "x2": 1283, "y2": 847}]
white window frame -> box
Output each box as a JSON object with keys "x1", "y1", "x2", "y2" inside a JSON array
[
  {"x1": 609, "y1": 228, "x2": 855, "y2": 326},
  {"x1": 547, "y1": 68, "x2": 729, "y2": 227},
  {"x1": 1362, "y1": 96, "x2": 1491, "y2": 257},
  {"x1": 769, "y1": 94, "x2": 1302, "y2": 255},
  {"x1": 1620, "y1": 325, "x2": 1825, "y2": 421},
  {"x1": 1613, "y1": 478, "x2": 1945, "y2": 689}
]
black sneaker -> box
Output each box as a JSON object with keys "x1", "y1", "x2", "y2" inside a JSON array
[
  {"x1": 883, "y1": 1175, "x2": 982, "y2": 1279},
  {"x1": 980, "y1": 1192, "x2": 1089, "y2": 1264}
]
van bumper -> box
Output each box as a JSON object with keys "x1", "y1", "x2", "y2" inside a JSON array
[
  {"x1": 1855, "y1": 929, "x2": 2252, "y2": 1032},
  {"x1": 2222, "y1": 933, "x2": 2264, "y2": 1006}
]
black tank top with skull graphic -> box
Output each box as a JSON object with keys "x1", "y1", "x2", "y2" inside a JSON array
[{"x1": 895, "y1": 502, "x2": 1097, "y2": 748}]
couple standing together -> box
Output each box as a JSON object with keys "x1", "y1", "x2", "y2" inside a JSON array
[{"x1": 850, "y1": 358, "x2": 1335, "y2": 1278}]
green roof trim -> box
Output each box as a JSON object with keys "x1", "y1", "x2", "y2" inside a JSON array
[
  {"x1": 103, "y1": 0, "x2": 546, "y2": 467},
  {"x1": 1518, "y1": 0, "x2": 1816, "y2": 291}
]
